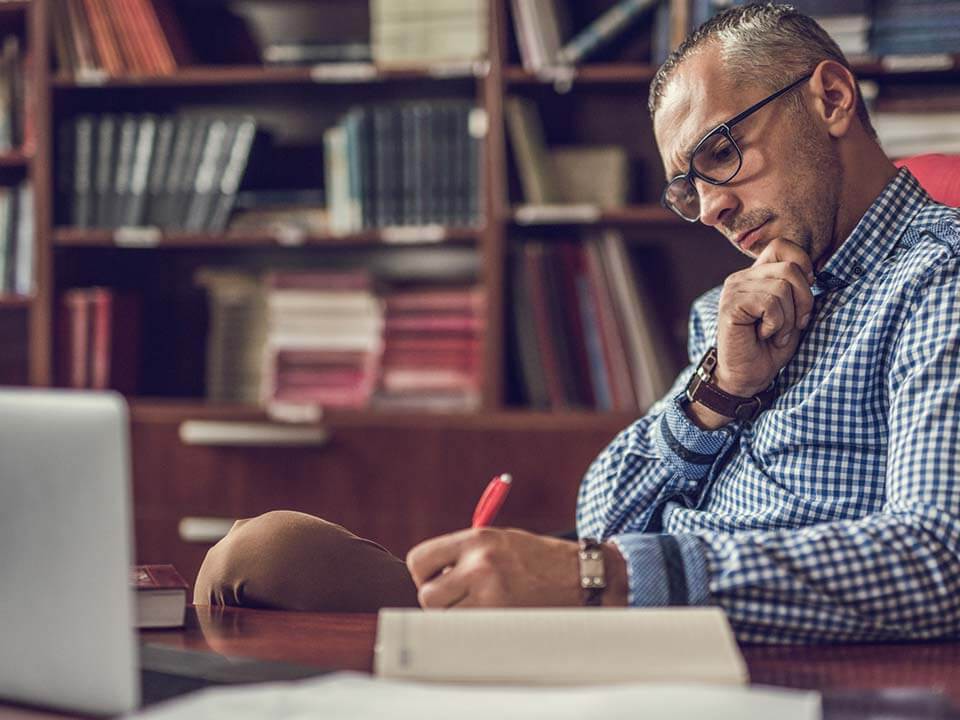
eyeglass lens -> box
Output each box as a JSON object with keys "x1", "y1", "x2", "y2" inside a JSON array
[{"x1": 664, "y1": 129, "x2": 743, "y2": 221}]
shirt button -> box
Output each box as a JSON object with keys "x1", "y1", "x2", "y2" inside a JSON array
[{"x1": 853, "y1": 263, "x2": 864, "y2": 275}]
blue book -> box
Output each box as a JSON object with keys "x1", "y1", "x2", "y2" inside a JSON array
[{"x1": 558, "y1": 0, "x2": 662, "y2": 65}]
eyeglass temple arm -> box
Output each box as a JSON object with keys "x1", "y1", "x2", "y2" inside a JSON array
[{"x1": 724, "y1": 72, "x2": 814, "y2": 130}]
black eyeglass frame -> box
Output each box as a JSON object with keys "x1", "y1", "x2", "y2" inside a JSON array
[{"x1": 661, "y1": 72, "x2": 814, "y2": 222}]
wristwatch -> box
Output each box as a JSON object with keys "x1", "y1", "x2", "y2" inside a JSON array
[
  {"x1": 685, "y1": 346, "x2": 775, "y2": 423},
  {"x1": 578, "y1": 538, "x2": 606, "y2": 606}
]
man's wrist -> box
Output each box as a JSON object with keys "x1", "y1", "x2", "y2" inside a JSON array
[
  {"x1": 599, "y1": 542, "x2": 629, "y2": 607},
  {"x1": 684, "y1": 398, "x2": 734, "y2": 430}
]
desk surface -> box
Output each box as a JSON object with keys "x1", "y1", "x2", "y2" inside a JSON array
[
  {"x1": 5, "y1": 606, "x2": 960, "y2": 718},
  {"x1": 157, "y1": 607, "x2": 960, "y2": 698}
]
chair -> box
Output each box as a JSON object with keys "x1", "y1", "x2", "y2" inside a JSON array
[{"x1": 895, "y1": 154, "x2": 960, "y2": 207}]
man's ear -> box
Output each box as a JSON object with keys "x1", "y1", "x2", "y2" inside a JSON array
[{"x1": 808, "y1": 60, "x2": 858, "y2": 139}]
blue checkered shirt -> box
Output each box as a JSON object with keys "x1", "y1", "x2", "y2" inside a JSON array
[{"x1": 577, "y1": 169, "x2": 960, "y2": 643}]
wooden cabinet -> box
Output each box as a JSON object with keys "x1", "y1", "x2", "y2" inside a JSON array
[{"x1": 130, "y1": 402, "x2": 632, "y2": 586}]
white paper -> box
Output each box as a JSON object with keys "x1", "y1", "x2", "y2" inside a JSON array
[
  {"x1": 132, "y1": 672, "x2": 821, "y2": 720},
  {"x1": 374, "y1": 607, "x2": 748, "y2": 686}
]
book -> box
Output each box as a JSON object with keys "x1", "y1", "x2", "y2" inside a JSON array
[
  {"x1": 557, "y1": 0, "x2": 661, "y2": 66},
  {"x1": 58, "y1": 287, "x2": 141, "y2": 393},
  {"x1": 132, "y1": 564, "x2": 188, "y2": 629},
  {"x1": 504, "y1": 96, "x2": 557, "y2": 204},
  {"x1": 374, "y1": 607, "x2": 749, "y2": 685},
  {"x1": 550, "y1": 145, "x2": 629, "y2": 206}
]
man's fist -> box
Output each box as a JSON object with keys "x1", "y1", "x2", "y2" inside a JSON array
[{"x1": 713, "y1": 238, "x2": 815, "y2": 398}]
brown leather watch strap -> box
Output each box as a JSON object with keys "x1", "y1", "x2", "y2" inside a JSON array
[{"x1": 685, "y1": 347, "x2": 775, "y2": 423}]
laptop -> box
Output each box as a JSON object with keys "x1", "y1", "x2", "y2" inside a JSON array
[{"x1": 0, "y1": 389, "x2": 139, "y2": 715}]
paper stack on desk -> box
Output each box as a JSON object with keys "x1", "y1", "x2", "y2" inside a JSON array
[
  {"x1": 133, "y1": 672, "x2": 821, "y2": 720},
  {"x1": 374, "y1": 607, "x2": 748, "y2": 686}
]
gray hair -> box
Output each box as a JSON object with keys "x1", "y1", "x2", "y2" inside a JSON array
[{"x1": 648, "y1": 3, "x2": 876, "y2": 138}]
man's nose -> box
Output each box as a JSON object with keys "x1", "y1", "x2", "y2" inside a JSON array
[{"x1": 695, "y1": 178, "x2": 738, "y2": 228}]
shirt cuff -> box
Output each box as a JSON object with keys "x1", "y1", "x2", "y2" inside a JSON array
[
  {"x1": 609, "y1": 532, "x2": 711, "y2": 607},
  {"x1": 653, "y1": 393, "x2": 737, "y2": 481}
]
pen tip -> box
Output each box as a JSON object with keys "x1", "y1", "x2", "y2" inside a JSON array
[{"x1": 500, "y1": 473, "x2": 512, "y2": 484}]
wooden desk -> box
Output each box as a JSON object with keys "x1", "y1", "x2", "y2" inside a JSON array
[
  {"x1": 5, "y1": 606, "x2": 960, "y2": 718},
  {"x1": 141, "y1": 606, "x2": 960, "y2": 700}
]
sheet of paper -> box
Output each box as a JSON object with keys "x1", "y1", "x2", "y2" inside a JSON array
[
  {"x1": 374, "y1": 607, "x2": 748, "y2": 685},
  {"x1": 132, "y1": 672, "x2": 821, "y2": 720}
]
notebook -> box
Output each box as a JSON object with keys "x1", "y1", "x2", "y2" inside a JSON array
[{"x1": 373, "y1": 607, "x2": 748, "y2": 686}]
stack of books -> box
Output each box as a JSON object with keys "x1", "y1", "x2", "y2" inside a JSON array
[
  {"x1": 512, "y1": 233, "x2": 673, "y2": 412},
  {"x1": 371, "y1": 0, "x2": 488, "y2": 67},
  {"x1": 196, "y1": 269, "x2": 265, "y2": 404},
  {"x1": 262, "y1": 270, "x2": 384, "y2": 409},
  {"x1": 51, "y1": 0, "x2": 191, "y2": 79},
  {"x1": 60, "y1": 113, "x2": 257, "y2": 231},
  {"x1": 871, "y1": 0, "x2": 960, "y2": 57},
  {"x1": 324, "y1": 101, "x2": 482, "y2": 232},
  {"x1": 376, "y1": 287, "x2": 485, "y2": 411},
  {"x1": 0, "y1": 182, "x2": 32, "y2": 297}
]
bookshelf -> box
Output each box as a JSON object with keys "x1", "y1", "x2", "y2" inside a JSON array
[{"x1": 6, "y1": 0, "x2": 960, "y2": 582}]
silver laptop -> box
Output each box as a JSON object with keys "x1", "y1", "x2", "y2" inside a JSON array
[{"x1": 0, "y1": 388, "x2": 139, "y2": 715}]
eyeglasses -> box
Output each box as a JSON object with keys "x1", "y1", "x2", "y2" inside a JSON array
[{"x1": 661, "y1": 73, "x2": 813, "y2": 222}]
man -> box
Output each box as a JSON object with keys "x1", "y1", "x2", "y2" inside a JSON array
[{"x1": 196, "y1": 4, "x2": 960, "y2": 643}]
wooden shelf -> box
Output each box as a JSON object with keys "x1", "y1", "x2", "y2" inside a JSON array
[
  {"x1": 52, "y1": 226, "x2": 482, "y2": 249},
  {"x1": 127, "y1": 398, "x2": 637, "y2": 432},
  {"x1": 511, "y1": 204, "x2": 679, "y2": 227},
  {"x1": 0, "y1": 293, "x2": 31, "y2": 308},
  {"x1": 852, "y1": 54, "x2": 960, "y2": 78},
  {"x1": 504, "y1": 56, "x2": 960, "y2": 87},
  {"x1": 0, "y1": 0, "x2": 30, "y2": 16},
  {"x1": 0, "y1": 149, "x2": 30, "y2": 167},
  {"x1": 52, "y1": 62, "x2": 488, "y2": 89},
  {"x1": 504, "y1": 63, "x2": 657, "y2": 86}
]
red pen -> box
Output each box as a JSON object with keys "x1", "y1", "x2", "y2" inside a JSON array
[{"x1": 471, "y1": 473, "x2": 512, "y2": 528}]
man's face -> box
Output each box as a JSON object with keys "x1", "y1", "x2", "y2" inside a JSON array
[{"x1": 654, "y1": 46, "x2": 842, "y2": 266}]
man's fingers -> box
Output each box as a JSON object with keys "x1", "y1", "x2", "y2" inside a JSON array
[
  {"x1": 417, "y1": 569, "x2": 470, "y2": 608},
  {"x1": 750, "y1": 262, "x2": 815, "y2": 329},
  {"x1": 754, "y1": 238, "x2": 815, "y2": 284},
  {"x1": 406, "y1": 529, "x2": 474, "y2": 586},
  {"x1": 728, "y1": 285, "x2": 792, "y2": 344}
]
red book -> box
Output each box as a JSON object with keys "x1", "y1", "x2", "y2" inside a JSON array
[
  {"x1": 132, "y1": 564, "x2": 188, "y2": 628},
  {"x1": 62, "y1": 288, "x2": 89, "y2": 389},
  {"x1": 81, "y1": 0, "x2": 125, "y2": 76}
]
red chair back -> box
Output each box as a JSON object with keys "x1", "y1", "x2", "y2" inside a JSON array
[{"x1": 895, "y1": 154, "x2": 960, "y2": 207}]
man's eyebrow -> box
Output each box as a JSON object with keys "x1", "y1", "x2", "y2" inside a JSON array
[
  {"x1": 666, "y1": 133, "x2": 703, "y2": 179},
  {"x1": 666, "y1": 117, "x2": 725, "y2": 179}
]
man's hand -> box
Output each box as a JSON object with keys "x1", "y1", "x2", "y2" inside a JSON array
[
  {"x1": 689, "y1": 239, "x2": 815, "y2": 429},
  {"x1": 406, "y1": 528, "x2": 627, "y2": 608}
]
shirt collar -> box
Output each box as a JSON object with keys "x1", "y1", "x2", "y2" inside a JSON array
[{"x1": 812, "y1": 168, "x2": 931, "y2": 295}]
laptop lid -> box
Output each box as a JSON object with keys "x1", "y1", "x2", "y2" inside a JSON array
[{"x1": 0, "y1": 389, "x2": 139, "y2": 715}]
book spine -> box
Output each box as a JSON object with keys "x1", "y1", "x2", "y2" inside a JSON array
[
  {"x1": 185, "y1": 118, "x2": 227, "y2": 231},
  {"x1": 13, "y1": 183, "x2": 33, "y2": 295},
  {"x1": 208, "y1": 117, "x2": 256, "y2": 232},
  {"x1": 65, "y1": 288, "x2": 89, "y2": 388},
  {"x1": 82, "y1": 0, "x2": 126, "y2": 76},
  {"x1": 89, "y1": 287, "x2": 111, "y2": 390},
  {"x1": 126, "y1": 114, "x2": 157, "y2": 227},
  {"x1": 71, "y1": 115, "x2": 95, "y2": 227},
  {"x1": 558, "y1": 0, "x2": 661, "y2": 65},
  {"x1": 93, "y1": 114, "x2": 116, "y2": 228},
  {"x1": 112, "y1": 114, "x2": 139, "y2": 228},
  {"x1": 143, "y1": 115, "x2": 175, "y2": 227}
]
